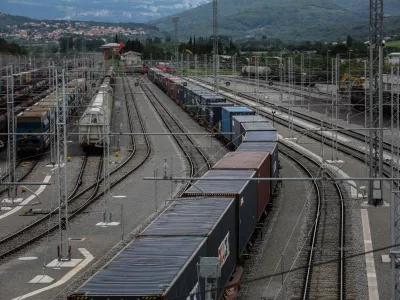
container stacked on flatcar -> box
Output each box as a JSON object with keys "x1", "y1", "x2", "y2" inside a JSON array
[
  {"x1": 237, "y1": 142, "x2": 279, "y2": 195},
  {"x1": 69, "y1": 69, "x2": 281, "y2": 300},
  {"x1": 222, "y1": 106, "x2": 255, "y2": 144},
  {"x1": 213, "y1": 152, "x2": 271, "y2": 220}
]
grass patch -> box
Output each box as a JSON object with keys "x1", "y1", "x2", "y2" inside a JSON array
[{"x1": 386, "y1": 40, "x2": 400, "y2": 48}]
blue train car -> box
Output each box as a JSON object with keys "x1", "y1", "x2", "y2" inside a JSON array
[
  {"x1": 141, "y1": 197, "x2": 237, "y2": 300},
  {"x1": 70, "y1": 237, "x2": 208, "y2": 300},
  {"x1": 183, "y1": 169, "x2": 258, "y2": 257},
  {"x1": 233, "y1": 120, "x2": 276, "y2": 148},
  {"x1": 16, "y1": 110, "x2": 50, "y2": 153},
  {"x1": 221, "y1": 106, "x2": 255, "y2": 141},
  {"x1": 207, "y1": 101, "x2": 234, "y2": 129}
]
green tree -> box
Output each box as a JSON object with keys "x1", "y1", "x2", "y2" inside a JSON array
[{"x1": 346, "y1": 35, "x2": 353, "y2": 47}]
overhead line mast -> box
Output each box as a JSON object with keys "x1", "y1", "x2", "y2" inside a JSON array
[
  {"x1": 368, "y1": 0, "x2": 384, "y2": 207},
  {"x1": 213, "y1": 0, "x2": 219, "y2": 95},
  {"x1": 172, "y1": 16, "x2": 180, "y2": 67}
]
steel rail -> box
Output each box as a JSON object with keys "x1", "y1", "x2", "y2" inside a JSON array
[
  {"x1": 140, "y1": 77, "x2": 212, "y2": 195},
  {"x1": 279, "y1": 143, "x2": 345, "y2": 299},
  {"x1": 192, "y1": 77, "x2": 395, "y2": 185},
  {"x1": 194, "y1": 76, "x2": 393, "y2": 153},
  {"x1": 0, "y1": 76, "x2": 151, "y2": 261}
]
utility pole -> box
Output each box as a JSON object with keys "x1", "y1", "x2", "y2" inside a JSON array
[
  {"x1": 172, "y1": 16, "x2": 180, "y2": 66},
  {"x1": 213, "y1": 0, "x2": 219, "y2": 94},
  {"x1": 103, "y1": 93, "x2": 111, "y2": 224},
  {"x1": 57, "y1": 69, "x2": 70, "y2": 261},
  {"x1": 367, "y1": 0, "x2": 383, "y2": 206},
  {"x1": 50, "y1": 66, "x2": 57, "y2": 165},
  {"x1": 391, "y1": 65, "x2": 400, "y2": 300},
  {"x1": 7, "y1": 65, "x2": 16, "y2": 201}
]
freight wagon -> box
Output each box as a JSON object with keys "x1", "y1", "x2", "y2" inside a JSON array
[
  {"x1": 68, "y1": 68, "x2": 280, "y2": 300},
  {"x1": 183, "y1": 169, "x2": 258, "y2": 257},
  {"x1": 79, "y1": 77, "x2": 114, "y2": 151},
  {"x1": 70, "y1": 197, "x2": 239, "y2": 300},
  {"x1": 237, "y1": 141, "x2": 279, "y2": 194},
  {"x1": 213, "y1": 152, "x2": 271, "y2": 220},
  {"x1": 232, "y1": 116, "x2": 275, "y2": 149},
  {"x1": 221, "y1": 106, "x2": 255, "y2": 143},
  {"x1": 16, "y1": 81, "x2": 85, "y2": 155}
]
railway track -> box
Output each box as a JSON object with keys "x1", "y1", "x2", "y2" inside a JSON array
[
  {"x1": 279, "y1": 143, "x2": 347, "y2": 299},
  {"x1": 0, "y1": 76, "x2": 151, "y2": 261},
  {"x1": 191, "y1": 77, "x2": 395, "y2": 187},
  {"x1": 140, "y1": 77, "x2": 212, "y2": 195},
  {"x1": 236, "y1": 76, "x2": 333, "y2": 100},
  {"x1": 195, "y1": 76, "x2": 393, "y2": 152},
  {"x1": 0, "y1": 158, "x2": 40, "y2": 197}
]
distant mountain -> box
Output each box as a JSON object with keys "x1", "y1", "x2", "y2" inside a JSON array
[
  {"x1": 0, "y1": 0, "x2": 210, "y2": 23},
  {"x1": 150, "y1": 0, "x2": 400, "y2": 41}
]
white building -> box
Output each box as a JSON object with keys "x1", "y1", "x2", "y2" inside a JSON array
[
  {"x1": 387, "y1": 52, "x2": 400, "y2": 65},
  {"x1": 121, "y1": 51, "x2": 142, "y2": 66}
]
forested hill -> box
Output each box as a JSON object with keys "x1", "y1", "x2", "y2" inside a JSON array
[{"x1": 150, "y1": 0, "x2": 400, "y2": 41}]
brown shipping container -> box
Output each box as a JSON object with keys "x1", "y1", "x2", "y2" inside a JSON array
[{"x1": 213, "y1": 152, "x2": 271, "y2": 220}]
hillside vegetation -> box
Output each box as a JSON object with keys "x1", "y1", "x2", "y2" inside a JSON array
[
  {"x1": 150, "y1": 0, "x2": 400, "y2": 41},
  {"x1": 0, "y1": 38, "x2": 26, "y2": 55}
]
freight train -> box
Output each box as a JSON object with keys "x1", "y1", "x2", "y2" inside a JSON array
[
  {"x1": 68, "y1": 68, "x2": 280, "y2": 300},
  {"x1": 240, "y1": 66, "x2": 271, "y2": 79},
  {"x1": 16, "y1": 79, "x2": 86, "y2": 154},
  {"x1": 0, "y1": 67, "x2": 90, "y2": 145},
  {"x1": 79, "y1": 68, "x2": 115, "y2": 152}
]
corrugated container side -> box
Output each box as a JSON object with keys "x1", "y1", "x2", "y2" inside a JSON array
[
  {"x1": 140, "y1": 197, "x2": 237, "y2": 298},
  {"x1": 244, "y1": 130, "x2": 278, "y2": 142},
  {"x1": 182, "y1": 169, "x2": 258, "y2": 256},
  {"x1": 232, "y1": 115, "x2": 265, "y2": 124},
  {"x1": 197, "y1": 94, "x2": 224, "y2": 124},
  {"x1": 69, "y1": 237, "x2": 207, "y2": 300},
  {"x1": 237, "y1": 142, "x2": 279, "y2": 194},
  {"x1": 221, "y1": 107, "x2": 255, "y2": 141},
  {"x1": 208, "y1": 101, "x2": 233, "y2": 128},
  {"x1": 241, "y1": 122, "x2": 276, "y2": 131},
  {"x1": 237, "y1": 122, "x2": 276, "y2": 147},
  {"x1": 269, "y1": 143, "x2": 279, "y2": 193},
  {"x1": 237, "y1": 173, "x2": 258, "y2": 254},
  {"x1": 232, "y1": 116, "x2": 243, "y2": 148},
  {"x1": 212, "y1": 152, "x2": 271, "y2": 220},
  {"x1": 178, "y1": 84, "x2": 185, "y2": 102}
]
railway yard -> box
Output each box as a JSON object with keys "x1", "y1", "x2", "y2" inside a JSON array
[{"x1": 0, "y1": 55, "x2": 398, "y2": 300}]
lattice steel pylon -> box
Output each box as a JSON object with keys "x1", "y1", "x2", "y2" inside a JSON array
[
  {"x1": 213, "y1": 0, "x2": 219, "y2": 94},
  {"x1": 172, "y1": 16, "x2": 180, "y2": 66},
  {"x1": 367, "y1": 0, "x2": 384, "y2": 206},
  {"x1": 7, "y1": 65, "x2": 16, "y2": 200},
  {"x1": 391, "y1": 66, "x2": 400, "y2": 299},
  {"x1": 50, "y1": 65, "x2": 57, "y2": 165},
  {"x1": 57, "y1": 69, "x2": 70, "y2": 261},
  {"x1": 102, "y1": 91, "x2": 111, "y2": 224}
]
